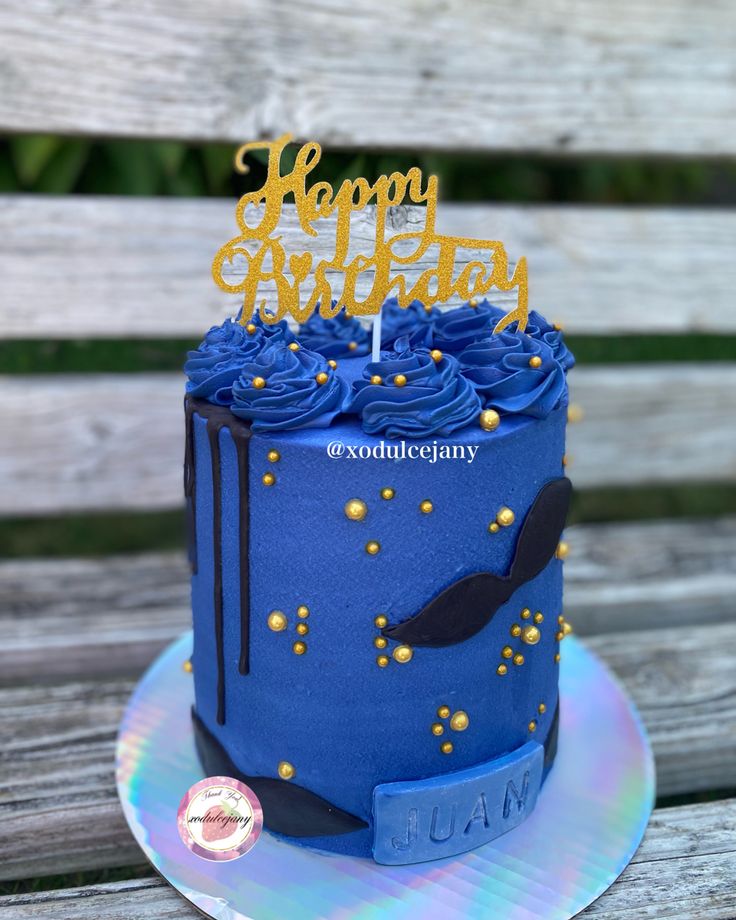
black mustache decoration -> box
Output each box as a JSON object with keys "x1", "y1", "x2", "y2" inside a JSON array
[{"x1": 382, "y1": 478, "x2": 572, "y2": 648}]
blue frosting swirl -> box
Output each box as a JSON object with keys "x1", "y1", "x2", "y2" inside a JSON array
[
  {"x1": 526, "y1": 309, "x2": 575, "y2": 372},
  {"x1": 349, "y1": 336, "x2": 481, "y2": 438},
  {"x1": 231, "y1": 339, "x2": 349, "y2": 431},
  {"x1": 432, "y1": 300, "x2": 503, "y2": 353},
  {"x1": 297, "y1": 309, "x2": 370, "y2": 358},
  {"x1": 380, "y1": 297, "x2": 439, "y2": 349},
  {"x1": 459, "y1": 332, "x2": 567, "y2": 418},
  {"x1": 184, "y1": 318, "x2": 268, "y2": 406},
  {"x1": 246, "y1": 310, "x2": 296, "y2": 344}
]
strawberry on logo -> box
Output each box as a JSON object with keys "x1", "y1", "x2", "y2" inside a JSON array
[{"x1": 201, "y1": 800, "x2": 243, "y2": 843}]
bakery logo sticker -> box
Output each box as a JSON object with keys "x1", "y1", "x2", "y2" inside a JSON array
[{"x1": 177, "y1": 776, "x2": 263, "y2": 860}]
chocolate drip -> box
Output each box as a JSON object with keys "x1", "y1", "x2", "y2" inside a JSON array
[{"x1": 185, "y1": 397, "x2": 252, "y2": 725}]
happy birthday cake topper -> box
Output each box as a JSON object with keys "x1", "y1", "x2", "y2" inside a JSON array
[{"x1": 212, "y1": 133, "x2": 528, "y2": 332}]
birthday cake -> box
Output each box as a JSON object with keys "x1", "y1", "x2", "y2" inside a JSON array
[{"x1": 184, "y1": 297, "x2": 574, "y2": 865}]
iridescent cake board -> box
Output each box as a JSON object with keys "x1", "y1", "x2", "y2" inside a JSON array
[{"x1": 116, "y1": 632, "x2": 654, "y2": 920}]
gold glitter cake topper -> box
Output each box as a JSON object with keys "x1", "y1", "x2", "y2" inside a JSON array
[{"x1": 212, "y1": 133, "x2": 528, "y2": 332}]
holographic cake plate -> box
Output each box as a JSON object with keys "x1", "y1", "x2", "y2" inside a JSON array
[{"x1": 116, "y1": 632, "x2": 654, "y2": 920}]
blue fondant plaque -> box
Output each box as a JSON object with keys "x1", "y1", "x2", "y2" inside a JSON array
[{"x1": 372, "y1": 742, "x2": 544, "y2": 865}]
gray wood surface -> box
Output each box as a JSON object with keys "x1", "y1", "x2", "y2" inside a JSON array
[
  {"x1": 1, "y1": 1, "x2": 735, "y2": 155},
  {"x1": 2, "y1": 196, "x2": 736, "y2": 338},
  {"x1": 1, "y1": 798, "x2": 734, "y2": 918},
  {"x1": 2, "y1": 621, "x2": 735, "y2": 880},
  {"x1": 2, "y1": 365, "x2": 735, "y2": 516}
]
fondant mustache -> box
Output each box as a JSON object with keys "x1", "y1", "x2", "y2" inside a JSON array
[{"x1": 382, "y1": 478, "x2": 572, "y2": 648}]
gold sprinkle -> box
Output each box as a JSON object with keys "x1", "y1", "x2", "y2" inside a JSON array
[
  {"x1": 430, "y1": 349, "x2": 443, "y2": 363},
  {"x1": 431, "y1": 723, "x2": 444, "y2": 736},
  {"x1": 529, "y1": 355, "x2": 542, "y2": 368},
  {"x1": 479, "y1": 409, "x2": 500, "y2": 431},
  {"x1": 267, "y1": 610, "x2": 288, "y2": 632},
  {"x1": 344, "y1": 498, "x2": 368, "y2": 521},
  {"x1": 376, "y1": 655, "x2": 390, "y2": 668},
  {"x1": 288, "y1": 342, "x2": 300, "y2": 352},
  {"x1": 278, "y1": 761, "x2": 295, "y2": 780},
  {"x1": 441, "y1": 741, "x2": 454, "y2": 754},
  {"x1": 520, "y1": 608, "x2": 531, "y2": 620},
  {"x1": 488, "y1": 522, "x2": 500, "y2": 534},
  {"x1": 420, "y1": 500, "x2": 433, "y2": 514},
  {"x1": 370, "y1": 375, "x2": 383, "y2": 385},
  {"x1": 496, "y1": 507, "x2": 515, "y2": 527},
  {"x1": 183, "y1": 659, "x2": 193, "y2": 673},
  {"x1": 521, "y1": 625, "x2": 541, "y2": 646},
  {"x1": 528, "y1": 720, "x2": 537, "y2": 733},
  {"x1": 554, "y1": 322, "x2": 564, "y2": 331},
  {"x1": 328, "y1": 359, "x2": 338, "y2": 369},
  {"x1": 437, "y1": 705, "x2": 450, "y2": 719},
  {"x1": 469, "y1": 298, "x2": 478, "y2": 308},
  {"x1": 502, "y1": 646, "x2": 513, "y2": 659},
  {"x1": 374, "y1": 636, "x2": 387, "y2": 649},
  {"x1": 380, "y1": 487, "x2": 395, "y2": 500},
  {"x1": 556, "y1": 541, "x2": 569, "y2": 560},
  {"x1": 497, "y1": 664, "x2": 508, "y2": 676},
  {"x1": 393, "y1": 645, "x2": 413, "y2": 664},
  {"x1": 296, "y1": 622, "x2": 309, "y2": 636},
  {"x1": 365, "y1": 541, "x2": 381, "y2": 555},
  {"x1": 556, "y1": 631, "x2": 564, "y2": 642},
  {"x1": 538, "y1": 703, "x2": 547, "y2": 714},
  {"x1": 245, "y1": 323, "x2": 257, "y2": 334},
  {"x1": 510, "y1": 624, "x2": 522, "y2": 637},
  {"x1": 374, "y1": 614, "x2": 388, "y2": 628},
  {"x1": 555, "y1": 653, "x2": 561, "y2": 663},
  {"x1": 394, "y1": 373, "x2": 407, "y2": 387},
  {"x1": 513, "y1": 653, "x2": 525, "y2": 666},
  {"x1": 267, "y1": 449, "x2": 281, "y2": 463},
  {"x1": 315, "y1": 371, "x2": 329, "y2": 385},
  {"x1": 262, "y1": 472, "x2": 275, "y2": 486},
  {"x1": 292, "y1": 641, "x2": 307, "y2": 655},
  {"x1": 568, "y1": 404, "x2": 584, "y2": 424},
  {"x1": 450, "y1": 711, "x2": 469, "y2": 732},
  {"x1": 348, "y1": 340, "x2": 358, "y2": 351},
  {"x1": 562, "y1": 620, "x2": 573, "y2": 637},
  {"x1": 558, "y1": 614, "x2": 565, "y2": 624},
  {"x1": 297, "y1": 605, "x2": 310, "y2": 619},
  {"x1": 252, "y1": 376, "x2": 266, "y2": 389},
  {"x1": 534, "y1": 612, "x2": 544, "y2": 624},
  {"x1": 423, "y1": 304, "x2": 433, "y2": 313}
]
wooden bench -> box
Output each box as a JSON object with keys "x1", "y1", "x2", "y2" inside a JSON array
[{"x1": 1, "y1": 2, "x2": 735, "y2": 916}]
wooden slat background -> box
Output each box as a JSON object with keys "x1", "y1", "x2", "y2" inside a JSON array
[
  {"x1": 2, "y1": 196, "x2": 736, "y2": 338},
  {"x1": 1, "y1": 1, "x2": 736, "y2": 155}
]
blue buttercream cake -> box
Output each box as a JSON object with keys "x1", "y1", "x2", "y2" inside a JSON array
[{"x1": 184, "y1": 299, "x2": 574, "y2": 864}]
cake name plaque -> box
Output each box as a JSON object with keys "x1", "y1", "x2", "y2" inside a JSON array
[
  {"x1": 212, "y1": 133, "x2": 528, "y2": 331},
  {"x1": 372, "y1": 741, "x2": 544, "y2": 865}
]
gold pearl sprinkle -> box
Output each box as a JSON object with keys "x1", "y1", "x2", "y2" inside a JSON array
[
  {"x1": 267, "y1": 449, "x2": 281, "y2": 463},
  {"x1": 297, "y1": 605, "x2": 310, "y2": 619},
  {"x1": 469, "y1": 298, "x2": 478, "y2": 308},
  {"x1": 520, "y1": 608, "x2": 531, "y2": 620},
  {"x1": 437, "y1": 705, "x2": 451, "y2": 719},
  {"x1": 488, "y1": 522, "x2": 500, "y2": 534},
  {"x1": 376, "y1": 655, "x2": 390, "y2": 668},
  {"x1": 380, "y1": 487, "x2": 395, "y2": 500},
  {"x1": 558, "y1": 614, "x2": 565, "y2": 624},
  {"x1": 562, "y1": 620, "x2": 573, "y2": 637},
  {"x1": 348, "y1": 340, "x2": 358, "y2": 351},
  {"x1": 556, "y1": 631, "x2": 564, "y2": 642},
  {"x1": 252, "y1": 376, "x2": 266, "y2": 389},
  {"x1": 420, "y1": 500, "x2": 433, "y2": 514},
  {"x1": 374, "y1": 636, "x2": 387, "y2": 649},
  {"x1": 450, "y1": 711, "x2": 469, "y2": 732},
  {"x1": 555, "y1": 653, "x2": 561, "y2": 663},
  {"x1": 441, "y1": 741, "x2": 454, "y2": 754},
  {"x1": 393, "y1": 645, "x2": 413, "y2": 664},
  {"x1": 430, "y1": 349, "x2": 443, "y2": 363},
  {"x1": 278, "y1": 761, "x2": 295, "y2": 780},
  {"x1": 568, "y1": 404, "x2": 584, "y2": 424},
  {"x1": 534, "y1": 612, "x2": 544, "y2": 624},
  {"x1": 365, "y1": 541, "x2": 381, "y2": 555},
  {"x1": 479, "y1": 409, "x2": 500, "y2": 431},
  {"x1": 374, "y1": 614, "x2": 388, "y2": 628},
  {"x1": 245, "y1": 323, "x2": 257, "y2": 334},
  {"x1": 288, "y1": 342, "x2": 300, "y2": 352},
  {"x1": 510, "y1": 624, "x2": 522, "y2": 637},
  {"x1": 556, "y1": 541, "x2": 569, "y2": 560},
  {"x1": 394, "y1": 374, "x2": 407, "y2": 387},
  {"x1": 513, "y1": 653, "x2": 525, "y2": 666},
  {"x1": 296, "y1": 622, "x2": 309, "y2": 636},
  {"x1": 292, "y1": 641, "x2": 307, "y2": 655},
  {"x1": 344, "y1": 498, "x2": 368, "y2": 521},
  {"x1": 529, "y1": 355, "x2": 543, "y2": 368},
  {"x1": 496, "y1": 507, "x2": 515, "y2": 527},
  {"x1": 538, "y1": 703, "x2": 547, "y2": 714},
  {"x1": 267, "y1": 610, "x2": 288, "y2": 632},
  {"x1": 262, "y1": 472, "x2": 276, "y2": 486},
  {"x1": 528, "y1": 720, "x2": 537, "y2": 733},
  {"x1": 183, "y1": 659, "x2": 193, "y2": 673},
  {"x1": 315, "y1": 371, "x2": 329, "y2": 385},
  {"x1": 554, "y1": 321, "x2": 564, "y2": 331},
  {"x1": 328, "y1": 359, "x2": 338, "y2": 369},
  {"x1": 424, "y1": 304, "x2": 433, "y2": 313},
  {"x1": 370, "y1": 375, "x2": 383, "y2": 385},
  {"x1": 521, "y1": 625, "x2": 541, "y2": 646},
  {"x1": 502, "y1": 646, "x2": 513, "y2": 659},
  {"x1": 497, "y1": 664, "x2": 508, "y2": 676},
  {"x1": 431, "y1": 722, "x2": 444, "y2": 736}
]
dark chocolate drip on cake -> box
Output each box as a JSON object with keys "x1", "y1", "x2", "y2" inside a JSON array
[
  {"x1": 183, "y1": 397, "x2": 198, "y2": 575},
  {"x1": 206, "y1": 415, "x2": 226, "y2": 725},
  {"x1": 234, "y1": 431, "x2": 251, "y2": 675}
]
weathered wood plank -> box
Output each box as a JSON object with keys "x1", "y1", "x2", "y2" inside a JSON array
[
  {"x1": 2, "y1": 366, "x2": 735, "y2": 516},
  {"x1": 2, "y1": 196, "x2": 736, "y2": 338},
  {"x1": 1, "y1": 0, "x2": 735, "y2": 154},
  {"x1": 1, "y1": 623, "x2": 734, "y2": 880},
  {"x1": 1, "y1": 799, "x2": 734, "y2": 917},
  {"x1": 1, "y1": 517, "x2": 734, "y2": 684}
]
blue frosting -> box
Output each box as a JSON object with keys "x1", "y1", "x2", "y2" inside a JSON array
[
  {"x1": 432, "y1": 300, "x2": 502, "y2": 353},
  {"x1": 231, "y1": 339, "x2": 349, "y2": 431},
  {"x1": 184, "y1": 318, "x2": 267, "y2": 406},
  {"x1": 350, "y1": 337, "x2": 481, "y2": 438},
  {"x1": 247, "y1": 310, "x2": 296, "y2": 344},
  {"x1": 459, "y1": 333, "x2": 567, "y2": 419},
  {"x1": 380, "y1": 298, "x2": 439, "y2": 349},
  {"x1": 297, "y1": 310, "x2": 370, "y2": 358}
]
